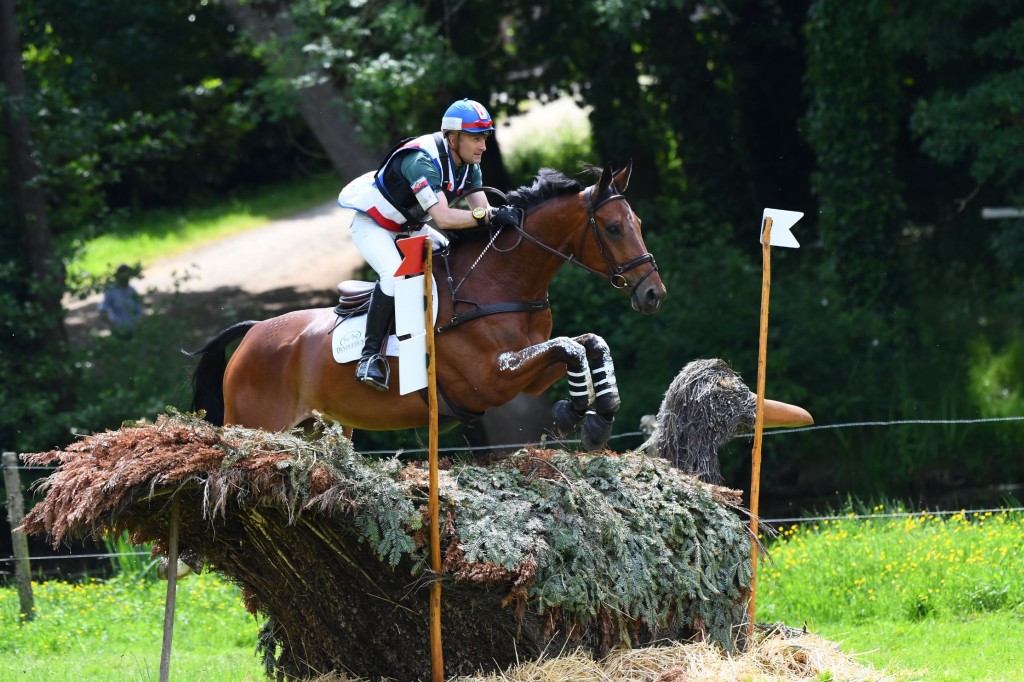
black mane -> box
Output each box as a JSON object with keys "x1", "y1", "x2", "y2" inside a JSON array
[{"x1": 505, "y1": 168, "x2": 584, "y2": 211}]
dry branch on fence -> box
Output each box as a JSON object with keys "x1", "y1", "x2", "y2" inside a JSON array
[{"x1": 20, "y1": 412, "x2": 754, "y2": 681}]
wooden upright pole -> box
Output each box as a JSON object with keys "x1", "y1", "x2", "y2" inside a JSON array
[
  {"x1": 3, "y1": 451, "x2": 34, "y2": 622},
  {"x1": 159, "y1": 495, "x2": 181, "y2": 682},
  {"x1": 425, "y1": 242, "x2": 444, "y2": 682},
  {"x1": 747, "y1": 216, "x2": 772, "y2": 636}
]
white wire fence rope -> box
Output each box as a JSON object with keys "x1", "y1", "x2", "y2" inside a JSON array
[{"x1": 4, "y1": 415, "x2": 1023, "y2": 566}]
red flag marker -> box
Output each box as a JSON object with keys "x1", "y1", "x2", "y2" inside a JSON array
[{"x1": 394, "y1": 235, "x2": 428, "y2": 276}]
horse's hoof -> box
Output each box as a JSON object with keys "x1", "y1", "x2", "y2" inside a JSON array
[
  {"x1": 581, "y1": 412, "x2": 614, "y2": 451},
  {"x1": 552, "y1": 399, "x2": 585, "y2": 436}
]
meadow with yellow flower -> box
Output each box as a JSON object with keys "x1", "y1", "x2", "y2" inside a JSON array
[
  {"x1": 758, "y1": 506, "x2": 1024, "y2": 680},
  {"x1": 2, "y1": 506, "x2": 1022, "y2": 681}
]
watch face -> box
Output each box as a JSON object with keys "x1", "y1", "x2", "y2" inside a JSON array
[{"x1": 473, "y1": 207, "x2": 486, "y2": 219}]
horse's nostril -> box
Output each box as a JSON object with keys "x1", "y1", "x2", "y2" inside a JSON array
[{"x1": 643, "y1": 287, "x2": 665, "y2": 312}]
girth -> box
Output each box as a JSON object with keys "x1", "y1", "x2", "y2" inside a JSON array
[
  {"x1": 329, "y1": 281, "x2": 529, "y2": 423},
  {"x1": 418, "y1": 383, "x2": 485, "y2": 425},
  {"x1": 436, "y1": 299, "x2": 550, "y2": 333}
]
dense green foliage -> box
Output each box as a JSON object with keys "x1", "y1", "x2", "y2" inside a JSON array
[
  {"x1": 447, "y1": 449, "x2": 752, "y2": 645},
  {"x1": 1, "y1": 0, "x2": 330, "y2": 453},
  {"x1": 3, "y1": 0, "x2": 1023, "y2": 501}
]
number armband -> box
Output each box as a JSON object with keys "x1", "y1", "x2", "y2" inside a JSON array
[{"x1": 412, "y1": 177, "x2": 440, "y2": 211}]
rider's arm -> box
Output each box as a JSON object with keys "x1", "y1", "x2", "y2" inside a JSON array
[
  {"x1": 402, "y1": 155, "x2": 492, "y2": 230},
  {"x1": 427, "y1": 192, "x2": 492, "y2": 230}
]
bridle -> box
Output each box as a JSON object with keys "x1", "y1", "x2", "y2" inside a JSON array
[
  {"x1": 435, "y1": 181, "x2": 658, "y2": 333},
  {"x1": 509, "y1": 183, "x2": 659, "y2": 295}
]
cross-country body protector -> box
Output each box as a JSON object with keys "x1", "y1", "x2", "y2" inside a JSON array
[{"x1": 338, "y1": 132, "x2": 472, "y2": 231}]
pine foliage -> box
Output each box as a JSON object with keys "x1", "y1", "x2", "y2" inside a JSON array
[{"x1": 21, "y1": 412, "x2": 753, "y2": 677}]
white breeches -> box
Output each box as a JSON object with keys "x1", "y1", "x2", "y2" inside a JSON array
[{"x1": 344, "y1": 209, "x2": 448, "y2": 296}]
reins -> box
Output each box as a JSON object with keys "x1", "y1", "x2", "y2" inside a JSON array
[
  {"x1": 437, "y1": 186, "x2": 546, "y2": 333},
  {"x1": 435, "y1": 181, "x2": 659, "y2": 333}
]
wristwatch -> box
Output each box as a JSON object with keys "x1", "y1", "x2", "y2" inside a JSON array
[{"x1": 472, "y1": 206, "x2": 488, "y2": 227}]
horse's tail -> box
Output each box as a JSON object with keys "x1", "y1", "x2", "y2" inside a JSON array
[{"x1": 183, "y1": 320, "x2": 258, "y2": 426}]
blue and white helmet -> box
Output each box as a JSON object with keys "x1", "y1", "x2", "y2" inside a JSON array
[{"x1": 441, "y1": 98, "x2": 494, "y2": 134}]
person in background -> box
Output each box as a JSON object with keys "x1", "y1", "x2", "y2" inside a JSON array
[
  {"x1": 98, "y1": 264, "x2": 143, "y2": 335},
  {"x1": 337, "y1": 97, "x2": 520, "y2": 391}
]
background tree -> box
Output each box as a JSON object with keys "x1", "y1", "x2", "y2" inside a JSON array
[
  {"x1": 1, "y1": 0, "x2": 326, "y2": 451},
  {"x1": 0, "y1": 0, "x2": 72, "y2": 450},
  {"x1": 2, "y1": 0, "x2": 1022, "y2": 499}
]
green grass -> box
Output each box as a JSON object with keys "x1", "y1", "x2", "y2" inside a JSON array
[
  {"x1": 757, "y1": 507, "x2": 1024, "y2": 681},
  {"x1": 0, "y1": 573, "x2": 263, "y2": 681},
  {"x1": 69, "y1": 174, "x2": 340, "y2": 280},
  {"x1": 817, "y1": 613, "x2": 1024, "y2": 681},
  {"x1": 3, "y1": 508, "x2": 1023, "y2": 680}
]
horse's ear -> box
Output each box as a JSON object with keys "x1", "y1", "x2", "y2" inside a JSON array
[
  {"x1": 614, "y1": 160, "x2": 633, "y2": 194},
  {"x1": 598, "y1": 164, "x2": 614, "y2": 197}
]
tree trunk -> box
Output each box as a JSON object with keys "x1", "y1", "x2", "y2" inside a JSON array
[
  {"x1": 220, "y1": 0, "x2": 380, "y2": 181},
  {"x1": 0, "y1": 0, "x2": 68, "y2": 350}
]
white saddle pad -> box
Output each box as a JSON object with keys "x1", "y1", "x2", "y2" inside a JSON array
[
  {"x1": 331, "y1": 316, "x2": 401, "y2": 364},
  {"x1": 331, "y1": 276, "x2": 438, "y2": 364}
]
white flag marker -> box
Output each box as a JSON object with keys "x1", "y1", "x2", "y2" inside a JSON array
[{"x1": 761, "y1": 208, "x2": 803, "y2": 248}]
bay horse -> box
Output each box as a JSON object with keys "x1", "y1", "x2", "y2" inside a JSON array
[{"x1": 189, "y1": 162, "x2": 667, "y2": 449}]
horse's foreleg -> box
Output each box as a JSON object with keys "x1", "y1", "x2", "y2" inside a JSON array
[
  {"x1": 575, "y1": 333, "x2": 619, "y2": 450},
  {"x1": 576, "y1": 333, "x2": 620, "y2": 417},
  {"x1": 498, "y1": 338, "x2": 591, "y2": 436}
]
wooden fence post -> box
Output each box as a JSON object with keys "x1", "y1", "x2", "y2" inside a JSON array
[
  {"x1": 3, "y1": 451, "x2": 35, "y2": 622},
  {"x1": 424, "y1": 243, "x2": 445, "y2": 682},
  {"x1": 159, "y1": 495, "x2": 181, "y2": 682}
]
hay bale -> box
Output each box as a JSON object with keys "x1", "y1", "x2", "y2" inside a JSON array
[{"x1": 20, "y1": 412, "x2": 753, "y2": 681}]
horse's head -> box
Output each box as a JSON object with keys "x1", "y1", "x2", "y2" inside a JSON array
[{"x1": 577, "y1": 162, "x2": 667, "y2": 314}]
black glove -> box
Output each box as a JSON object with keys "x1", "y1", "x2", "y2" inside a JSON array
[{"x1": 489, "y1": 205, "x2": 520, "y2": 229}]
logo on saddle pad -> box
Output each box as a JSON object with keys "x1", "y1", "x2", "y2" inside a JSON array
[
  {"x1": 332, "y1": 328, "x2": 368, "y2": 360},
  {"x1": 331, "y1": 318, "x2": 401, "y2": 364}
]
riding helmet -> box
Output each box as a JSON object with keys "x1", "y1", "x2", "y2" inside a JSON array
[{"x1": 441, "y1": 98, "x2": 494, "y2": 134}]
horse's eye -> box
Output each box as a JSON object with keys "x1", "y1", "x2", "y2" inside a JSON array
[{"x1": 606, "y1": 222, "x2": 621, "y2": 235}]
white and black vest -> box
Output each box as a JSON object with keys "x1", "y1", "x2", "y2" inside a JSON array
[{"x1": 338, "y1": 133, "x2": 471, "y2": 231}]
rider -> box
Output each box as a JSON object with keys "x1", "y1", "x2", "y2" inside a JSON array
[{"x1": 338, "y1": 98, "x2": 520, "y2": 391}]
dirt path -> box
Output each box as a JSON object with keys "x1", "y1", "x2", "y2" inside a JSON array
[
  {"x1": 67, "y1": 98, "x2": 591, "y2": 334},
  {"x1": 130, "y1": 200, "x2": 358, "y2": 295},
  {"x1": 66, "y1": 200, "x2": 362, "y2": 336}
]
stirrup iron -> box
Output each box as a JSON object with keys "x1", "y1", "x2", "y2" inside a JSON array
[{"x1": 356, "y1": 353, "x2": 391, "y2": 391}]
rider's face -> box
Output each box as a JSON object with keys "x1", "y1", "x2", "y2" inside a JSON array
[{"x1": 451, "y1": 132, "x2": 489, "y2": 165}]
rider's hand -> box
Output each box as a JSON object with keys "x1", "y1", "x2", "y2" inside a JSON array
[{"x1": 489, "y1": 205, "x2": 520, "y2": 229}]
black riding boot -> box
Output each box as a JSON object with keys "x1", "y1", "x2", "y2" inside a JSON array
[{"x1": 355, "y1": 283, "x2": 395, "y2": 391}]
